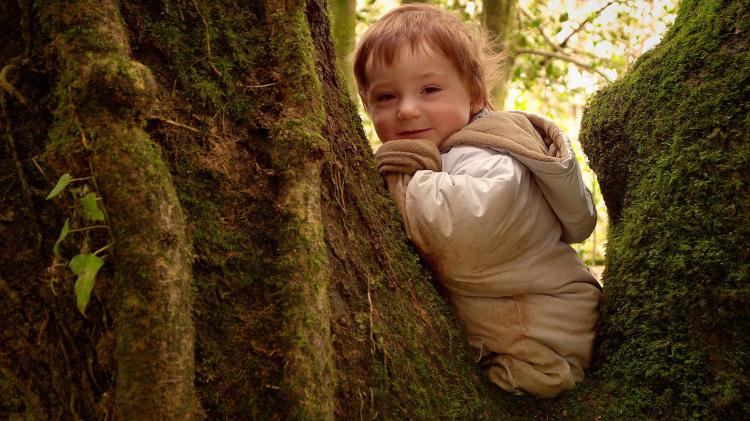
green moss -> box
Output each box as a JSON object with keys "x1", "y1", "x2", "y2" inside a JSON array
[
  {"x1": 133, "y1": 1, "x2": 337, "y2": 416},
  {"x1": 266, "y1": 10, "x2": 328, "y2": 173},
  {"x1": 580, "y1": 0, "x2": 750, "y2": 418},
  {"x1": 37, "y1": 1, "x2": 202, "y2": 418},
  {"x1": 112, "y1": 0, "x2": 614, "y2": 418}
]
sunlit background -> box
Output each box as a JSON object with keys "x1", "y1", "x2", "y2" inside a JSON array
[{"x1": 345, "y1": 0, "x2": 678, "y2": 275}]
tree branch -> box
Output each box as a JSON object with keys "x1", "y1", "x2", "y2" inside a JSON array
[
  {"x1": 565, "y1": 45, "x2": 618, "y2": 67},
  {"x1": 560, "y1": 0, "x2": 623, "y2": 48},
  {"x1": 519, "y1": 6, "x2": 563, "y2": 53},
  {"x1": 518, "y1": 1, "x2": 624, "y2": 71},
  {"x1": 515, "y1": 48, "x2": 612, "y2": 82}
]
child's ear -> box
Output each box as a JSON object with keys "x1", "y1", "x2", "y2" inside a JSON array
[
  {"x1": 470, "y1": 98, "x2": 485, "y2": 114},
  {"x1": 469, "y1": 86, "x2": 485, "y2": 114}
]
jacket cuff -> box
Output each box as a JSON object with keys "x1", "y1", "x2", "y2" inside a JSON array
[{"x1": 375, "y1": 139, "x2": 441, "y2": 175}]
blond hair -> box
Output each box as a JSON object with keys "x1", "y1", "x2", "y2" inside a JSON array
[{"x1": 353, "y1": 4, "x2": 505, "y2": 110}]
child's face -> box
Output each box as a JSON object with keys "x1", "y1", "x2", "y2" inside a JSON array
[{"x1": 364, "y1": 44, "x2": 481, "y2": 147}]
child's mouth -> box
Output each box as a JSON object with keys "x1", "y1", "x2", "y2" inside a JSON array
[{"x1": 398, "y1": 128, "x2": 431, "y2": 139}]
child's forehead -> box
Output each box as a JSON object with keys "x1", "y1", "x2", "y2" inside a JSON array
[{"x1": 365, "y1": 41, "x2": 449, "y2": 72}]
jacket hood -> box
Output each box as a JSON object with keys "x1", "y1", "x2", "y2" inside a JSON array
[
  {"x1": 440, "y1": 111, "x2": 571, "y2": 162},
  {"x1": 440, "y1": 111, "x2": 596, "y2": 244}
]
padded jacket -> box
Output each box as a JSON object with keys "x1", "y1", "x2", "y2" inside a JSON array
[{"x1": 380, "y1": 111, "x2": 601, "y2": 398}]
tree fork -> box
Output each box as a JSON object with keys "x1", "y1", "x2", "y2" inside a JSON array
[{"x1": 42, "y1": 1, "x2": 201, "y2": 418}]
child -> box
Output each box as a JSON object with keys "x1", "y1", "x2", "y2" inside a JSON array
[{"x1": 353, "y1": 4, "x2": 601, "y2": 398}]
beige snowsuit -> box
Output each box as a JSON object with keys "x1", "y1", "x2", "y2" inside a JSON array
[{"x1": 376, "y1": 111, "x2": 601, "y2": 398}]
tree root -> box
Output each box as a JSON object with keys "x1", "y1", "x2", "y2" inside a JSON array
[
  {"x1": 17, "y1": 0, "x2": 33, "y2": 53},
  {"x1": 366, "y1": 276, "x2": 376, "y2": 355},
  {"x1": 44, "y1": 1, "x2": 202, "y2": 417},
  {"x1": 190, "y1": 0, "x2": 221, "y2": 77},
  {"x1": 1, "y1": 94, "x2": 41, "y2": 251},
  {"x1": 147, "y1": 114, "x2": 230, "y2": 142},
  {"x1": 0, "y1": 65, "x2": 32, "y2": 109},
  {"x1": 0, "y1": 359, "x2": 46, "y2": 419},
  {"x1": 0, "y1": 276, "x2": 20, "y2": 305}
]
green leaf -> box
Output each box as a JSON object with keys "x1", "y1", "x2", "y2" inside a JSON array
[
  {"x1": 69, "y1": 254, "x2": 104, "y2": 315},
  {"x1": 80, "y1": 192, "x2": 105, "y2": 221},
  {"x1": 559, "y1": 12, "x2": 569, "y2": 23},
  {"x1": 53, "y1": 218, "x2": 70, "y2": 257},
  {"x1": 46, "y1": 173, "x2": 73, "y2": 200}
]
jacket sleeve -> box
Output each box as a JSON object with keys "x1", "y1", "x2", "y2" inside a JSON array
[{"x1": 401, "y1": 148, "x2": 524, "y2": 269}]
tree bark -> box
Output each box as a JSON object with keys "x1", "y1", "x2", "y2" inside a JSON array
[
  {"x1": 3, "y1": 0, "x2": 200, "y2": 418},
  {"x1": 482, "y1": 0, "x2": 516, "y2": 109},
  {"x1": 330, "y1": 0, "x2": 357, "y2": 99},
  {"x1": 0, "y1": 0, "x2": 512, "y2": 418},
  {"x1": 580, "y1": 0, "x2": 750, "y2": 418}
]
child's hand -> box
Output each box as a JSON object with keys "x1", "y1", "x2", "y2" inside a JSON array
[{"x1": 375, "y1": 139, "x2": 441, "y2": 176}]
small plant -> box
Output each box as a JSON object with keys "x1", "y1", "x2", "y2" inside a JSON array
[{"x1": 47, "y1": 172, "x2": 112, "y2": 315}]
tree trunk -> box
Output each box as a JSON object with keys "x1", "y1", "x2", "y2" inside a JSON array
[
  {"x1": 330, "y1": 0, "x2": 357, "y2": 100},
  {"x1": 580, "y1": 0, "x2": 750, "y2": 418},
  {"x1": 2, "y1": 0, "x2": 200, "y2": 418},
  {"x1": 1, "y1": 0, "x2": 517, "y2": 418},
  {"x1": 482, "y1": 0, "x2": 516, "y2": 110}
]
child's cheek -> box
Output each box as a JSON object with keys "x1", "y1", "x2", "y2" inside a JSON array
[{"x1": 371, "y1": 114, "x2": 392, "y2": 142}]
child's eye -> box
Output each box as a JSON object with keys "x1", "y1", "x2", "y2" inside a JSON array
[
  {"x1": 376, "y1": 93, "x2": 396, "y2": 102},
  {"x1": 422, "y1": 86, "x2": 441, "y2": 94}
]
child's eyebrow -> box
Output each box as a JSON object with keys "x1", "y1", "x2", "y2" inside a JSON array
[
  {"x1": 368, "y1": 71, "x2": 448, "y2": 90},
  {"x1": 366, "y1": 82, "x2": 390, "y2": 94},
  {"x1": 415, "y1": 71, "x2": 448, "y2": 79}
]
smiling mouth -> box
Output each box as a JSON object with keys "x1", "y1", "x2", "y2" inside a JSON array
[{"x1": 397, "y1": 128, "x2": 431, "y2": 138}]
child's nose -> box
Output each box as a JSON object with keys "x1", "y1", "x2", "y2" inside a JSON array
[{"x1": 397, "y1": 99, "x2": 420, "y2": 120}]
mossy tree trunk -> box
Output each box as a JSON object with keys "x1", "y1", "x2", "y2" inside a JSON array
[
  {"x1": 580, "y1": 0, "x2": 750, "y2": 418},
  {"x1": 1, "y1": 0, "x2": 519, "y2": 418}
]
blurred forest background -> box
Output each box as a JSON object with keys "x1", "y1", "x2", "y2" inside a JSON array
[{"x1": 331, "y1": 0, "x2": 679, "y2": 269}]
